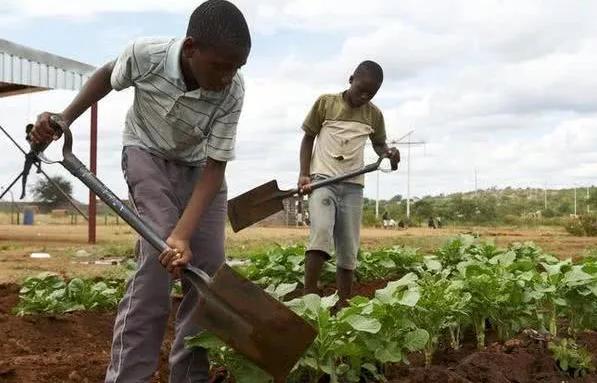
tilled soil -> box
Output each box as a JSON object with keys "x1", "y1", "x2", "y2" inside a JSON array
[
  {"x1": 0, "y1": 283, "x2": 172, "y2": 383},
  {"x1": 1, "y1": 283, "x2": 596, "y2": 383}
]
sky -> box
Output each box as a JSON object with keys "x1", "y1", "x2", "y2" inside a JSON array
[{"x1": 1, "y1": 0, "x2": 596, "y2": 204}]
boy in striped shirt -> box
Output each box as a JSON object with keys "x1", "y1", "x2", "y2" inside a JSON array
[{"x1": 30, "y1": 1, "x2": 251, "y2": 381}]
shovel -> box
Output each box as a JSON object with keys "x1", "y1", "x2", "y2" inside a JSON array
[
  {"x1": 228, "y1": 156, "x2": 398, "y2": 232},
  {"x1": 30, "y1": 117, "x2": 316, "y2": 382}
]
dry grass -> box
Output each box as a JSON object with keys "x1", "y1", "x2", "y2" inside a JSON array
[{"x1": 1, "y1": 220, "x2": 596, "y2": 284}]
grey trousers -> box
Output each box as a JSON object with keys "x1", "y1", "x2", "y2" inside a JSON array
[{"x1": 105, "y1": 146, "x2": 226, "y2": 383}]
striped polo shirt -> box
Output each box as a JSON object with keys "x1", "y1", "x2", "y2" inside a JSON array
[
  {"x1": 302, "y1": 93, "x2": 386, "y2": 185},
  {"x1": 111, "y1": 37, "x2": 244, "y2": 165}
]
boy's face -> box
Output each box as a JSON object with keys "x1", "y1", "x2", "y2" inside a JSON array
[
  {"x1": 346, "y1": 73, "x2": 382, "y2": 107},
  {"x1": 183, "y1": 37, "x2": 249, "y2": 91}
]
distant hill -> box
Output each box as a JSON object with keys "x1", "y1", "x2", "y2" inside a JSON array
[{"x1": 363, "y1": 186, "x2": 596, "y2": 226}]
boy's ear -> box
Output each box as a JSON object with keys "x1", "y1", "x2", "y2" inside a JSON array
[{"x1": 182, "y1": 37, "x2": 199, "y2": 59}]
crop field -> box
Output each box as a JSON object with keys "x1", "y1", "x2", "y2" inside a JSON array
[{"x1": 1, "y1": 222, "x2": 596, "y2": 382}]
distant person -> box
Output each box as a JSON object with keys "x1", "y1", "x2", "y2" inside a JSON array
[
  {"x1": 297, "y1": 60, "x2": 400, "y2": 311},
  {"x1": 428, "y1": 216, "x2": 437, "y2": 229},
  {"x1": 304, "y1": 210, "x2": 311, "y2": 226},
  {"x1": 382, "y1": 210, "x2": 390, "y2": 229},
  {"x1": 436, "y1": 216, "x2": 442, "y2": 228},
  {"x1": 30, "y1": 1, "x2": 251, "y2": 382}
]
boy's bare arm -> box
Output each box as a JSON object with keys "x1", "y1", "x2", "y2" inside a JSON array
[
  {"x1": 62, "y1": 61, "x2": 116, "y2": 126},
  {"x1": 298, "y1": 133, "x2": 315, "y2": 192},
  {"x1": 30, "y1": 61, "x2": 116, "y2": 144},
  {"x1": 172, "y1": 158, "x2": 226, "y2": 240},
  {"x1": 373, "y1": 142, "x2": 389, "y2": 157},
  {"x1": 160, "y1": 158, "x2": 226, "y2": 273}
]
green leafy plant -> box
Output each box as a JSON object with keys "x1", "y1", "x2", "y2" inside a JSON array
[
  {"x1": 435, "y1": 235, "x2": 476, "y2": 269},
  {"x1": 185, "y1": 332, "x2": 272, "y2": 383},
  {"x1": 410, "y1": 272, "x2": 470, "y2": 366},
  {"x1": 13, "y1": 272, "x2": 124, "y2": 315},
  {"x1": 456, "y1": 259, "x2": 510, "y2": 349},
  {"x1": 241, "y1": 244, "x2": 306, "y2": 286},
  {"x1": 549, "y1": 338, "x2": 595, "y2": 377},
  {"x1": 368, "y1": 273, "x2": 429, "y2": 370},
  {"x1": 560, "y1": 265, "x2": 597, "y2": 334},
  {"x1": 355, "y1": 250, "x2": 397, "y2": 282},
  {"x1": 526, "y1": 258, "x2": 571, "y2": 336}
]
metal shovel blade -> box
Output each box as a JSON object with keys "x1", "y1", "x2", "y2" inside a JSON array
[
  {"x1": 185, "y1": 264, "x2": 317, "y2": 381},
  {"x1": 228, "y1": 180, "x2": 288, "y2": 232}
]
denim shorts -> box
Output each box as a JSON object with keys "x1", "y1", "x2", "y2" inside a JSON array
[{"x1": 307, "y1": 175, "x2": 364, "y2": 270}]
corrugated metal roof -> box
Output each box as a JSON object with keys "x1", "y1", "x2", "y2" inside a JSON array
[{"x1": 0, "y1": 38, "x2": 96, "y2": 97}]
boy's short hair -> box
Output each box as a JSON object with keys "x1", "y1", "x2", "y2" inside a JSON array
[
  {"x1": 187, "y1": 0, "x2": 251, "y2": 51},
  {"x1": 354, "y1": 60, "x2": 384, "y2": 83}
]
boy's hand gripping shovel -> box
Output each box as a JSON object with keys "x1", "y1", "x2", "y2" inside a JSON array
[{"x1": 31, "y1": 117, "x2": 316, "y2": 382}]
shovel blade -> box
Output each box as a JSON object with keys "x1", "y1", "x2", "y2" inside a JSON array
[
  {"x1": 190, "y1": 264, "x2": 317, "y2": 381},
  {"x1": 227, "y1": 180, "x2": 286, "y2": 232}
]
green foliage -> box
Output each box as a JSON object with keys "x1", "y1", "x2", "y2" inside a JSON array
[
  {"x1": 410, "y1": 272, "x2": 470, "y2": 366},
  {"x1": 187, "y1": 276, "x2": 430, "y2": 383},
  {"x1": 184, "y1": 237, "x2": 597, "y2": 381},
  {"x1": 13, "y1": 272, "x2": 124, "y2": 315},
  {"x1": 185, "y1": 332, "x2": 272, "y2": 383},
  {"x1": 355, "y1": 246, "x2": 422, "y2": 282},
  {"x1": 365, "y1": 186, "x2": 597, "y2": 226},
  {"x1": 564, "y1": 214, "x2": 597, "y2": 236},
  {"x1": 239, "y1": 244, "x2": 336, "y2": 287},
  {"x1": 549, "y1": 338, "x2": 595, "y2": 377},
  {"x1": 15, "y1": 237, "x2": 597, "y2": 381},
  {"x1": 241, "y1": 244, "x2": 306, "y2": 286}
]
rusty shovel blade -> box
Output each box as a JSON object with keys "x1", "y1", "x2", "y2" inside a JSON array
[
  {"x1": 184, "y1": 264, "x2": 317, "y2": 381},
  {"x1": 227, "y1": 180, "x2": 290, "y2": 232}
]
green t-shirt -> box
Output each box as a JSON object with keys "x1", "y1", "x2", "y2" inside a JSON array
[{"x1": 302, "y1": 93, "x2": 386, "y2": 185}]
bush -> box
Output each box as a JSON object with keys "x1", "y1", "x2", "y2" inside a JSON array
[{"x1": 564, "y1": 215, "x2": 597, "y2": 236}]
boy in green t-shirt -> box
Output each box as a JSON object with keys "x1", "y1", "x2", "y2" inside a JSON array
[{"x1": 298, "y1": 61, "x2": 400, "y2": 309}]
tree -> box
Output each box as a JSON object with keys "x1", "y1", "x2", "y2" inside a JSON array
[
  {"x1": 30, "y1": 176, "x2": 74, "y2": 209},
  {"x1": 413, "y1": 198, "x2": 434, "y2": 220}
]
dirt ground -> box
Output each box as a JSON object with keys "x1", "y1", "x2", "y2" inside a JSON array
[
  {"x1": 1, "y1": 223, "x2": 596, "y2": 283},
  {"x1": 1, "y1": 282, "x2": 596, "y2": 383}
]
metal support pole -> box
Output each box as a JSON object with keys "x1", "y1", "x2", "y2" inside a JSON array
[
  {"x1": 89, "y1": 103, "x2": 98, "y2": 244},
  {"x1": 406, "y1": 134, "x2": 412, "y2": 219}
]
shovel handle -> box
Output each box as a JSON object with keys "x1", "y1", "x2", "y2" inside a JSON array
[
  {"x1": 296, "y1": 155, "x2": 395, "y2": 195},
  {"x1": 56, "y1": 137, "x2": 211, "y2": 287}
]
